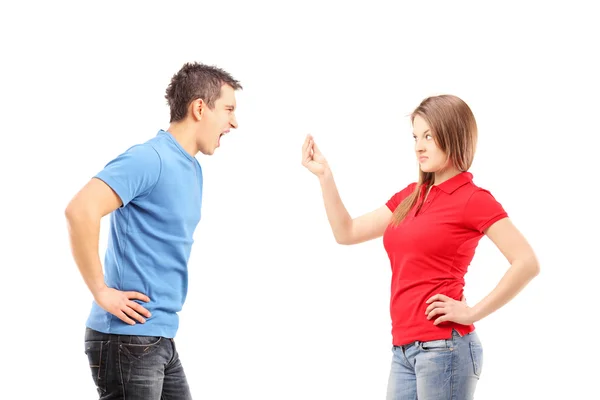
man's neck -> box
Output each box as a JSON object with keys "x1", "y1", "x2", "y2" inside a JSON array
[{"x1": 166, "y1": 121, "x2": 198, "y2": 157}]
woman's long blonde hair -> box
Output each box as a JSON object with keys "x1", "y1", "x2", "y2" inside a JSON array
[{"x1": 390, "y1": 95, "x2": 478, "y2": 226}]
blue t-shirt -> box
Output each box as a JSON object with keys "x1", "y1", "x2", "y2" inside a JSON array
[{"x1": 86, "y1": 130, "x2": 203, "y2": 338}]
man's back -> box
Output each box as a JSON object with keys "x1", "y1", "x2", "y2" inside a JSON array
[{"x1": 87, "y1": 129, "x2": 203, "y2": 338}]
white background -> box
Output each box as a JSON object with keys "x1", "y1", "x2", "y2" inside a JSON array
[{"x1": 1, "y1": 1, "x2": 598, "y2": 399}]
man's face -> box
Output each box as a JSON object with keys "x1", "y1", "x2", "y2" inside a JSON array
[{"x1": 196, "y1": 84, "x2": 238, "y2": 155}]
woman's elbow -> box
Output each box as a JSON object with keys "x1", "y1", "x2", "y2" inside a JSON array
[{"x1": 524, "y1": 254, "x2": 541, "y2": 277}]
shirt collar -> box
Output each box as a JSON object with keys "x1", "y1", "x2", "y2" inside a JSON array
[{"x1": 434, "y1": 171, "x2": 473, "y2": 194}]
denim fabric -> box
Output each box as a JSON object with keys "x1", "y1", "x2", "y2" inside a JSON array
[
  {"x1": 84, "y1": 327, "x2": 192, "y2": 399},
  {"x1": 386, "y1": 329, "x2": 483, "y2": 400}
]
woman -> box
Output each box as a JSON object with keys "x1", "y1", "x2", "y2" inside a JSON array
[{"x1": 301, "y1": 94, "x2": 539, "y2": 400}]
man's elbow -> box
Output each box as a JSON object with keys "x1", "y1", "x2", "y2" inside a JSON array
[
  {"x1": 65, "y1": 199, "x2": 96, "y2": 224},
  {"x1": 65, "y1": 198, "x2": 83, "y2": 222},
  {"x1": 64, "y1": 200, "x2": 76, "y2": 221}
]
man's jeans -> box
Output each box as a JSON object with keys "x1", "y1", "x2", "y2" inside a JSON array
[
  {"x1": 386, "y1": 329, "x2": 483, "y2": 400},
  {"x1": 84, "y1": 327, "x2": 192, "y2": 399}
]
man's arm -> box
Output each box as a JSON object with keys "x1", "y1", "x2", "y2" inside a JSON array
[
  {"x1": 65, "y1": 177, "x2": 151, "y2": 325},
  {"x1": 65, "y1": 178, "x2": 120, "y2": 295}
]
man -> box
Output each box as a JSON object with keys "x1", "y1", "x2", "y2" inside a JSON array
[{"x1": 65, "y1": 62, "x2": 241, "y2": 399}]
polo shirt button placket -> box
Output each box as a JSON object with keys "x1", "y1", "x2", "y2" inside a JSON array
[{"x1": 427, "y1": 187, "x2": 435, "y2": 203}]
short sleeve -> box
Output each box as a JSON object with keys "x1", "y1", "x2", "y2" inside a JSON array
[
  {"x1": 386, "y1": 182, "x2": 417, "y2": 212},
  {"x1": 464, "y1": 189, "x2": 508, "y2": 233},
  {"x1": 94, "y1": 144, "x2": 161, "y2": 207}
]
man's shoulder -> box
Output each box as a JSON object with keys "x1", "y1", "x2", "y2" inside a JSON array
[
  {"x1": 140, "y1": 131, "x2": 186, "y2": 161},
  {"x1": 120, "y1": 132, "x2": 179, "y2": 164},
  {"x1": 111, "y1": 142, "x2": 162, "y2": 170}
]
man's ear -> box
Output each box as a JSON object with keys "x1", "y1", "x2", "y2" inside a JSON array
[{"x1": 190, "y1": 98, "x2": 206, "y2": 121}]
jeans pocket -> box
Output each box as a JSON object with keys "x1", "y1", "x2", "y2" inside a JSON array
[
  {"x1": 469, "y1": 341, "x2": 483, "y2": 377},
  {"x1": 419, "y1": 339, "x2": 452, "y2": 352},
  {"x1": 84, "y1": 340, "x2": 109, "y2": 395},
  {"x1": 119, "y1": 336, "x2": 163, "y2": 359}
]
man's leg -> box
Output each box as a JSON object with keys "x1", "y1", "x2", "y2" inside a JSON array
[
  {"x1": 84, "y1": 328, "x2": 111, "y2": 398},
  {"x1": 84, "y1": 327, "x2": 172, "y2": 400},
  {"x1": 161, "y1": 339, "x2": 193, "y2": 400}
]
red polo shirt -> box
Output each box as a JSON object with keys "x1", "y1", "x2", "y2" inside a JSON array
[{"x1": 383, "y1": 172, "x2": 507, "y2": 346}]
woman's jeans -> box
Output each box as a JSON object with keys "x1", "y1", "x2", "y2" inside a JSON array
[{"x1": 386, "y1": 329, "x2": 483, "y2": 400}]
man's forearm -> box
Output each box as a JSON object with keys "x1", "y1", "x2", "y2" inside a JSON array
[{"x1": 65, "y1": 208, "x2": 107, "y2": 297}]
